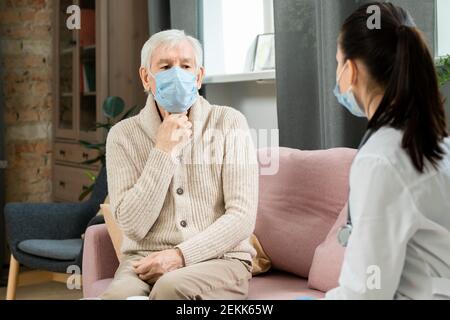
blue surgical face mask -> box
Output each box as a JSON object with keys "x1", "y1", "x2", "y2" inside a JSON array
[
  {"x1": 150, "y1": 66, "x2": 199, "y2": 114},
  {"x1": 333, "y1": 62, "x2": 366, "y2": 118}
]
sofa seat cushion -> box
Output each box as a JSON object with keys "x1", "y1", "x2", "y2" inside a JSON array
[
  {"x1": 88, "y1": 272, "x2": 324, "y2": 300},
  {"x1": 248, "y1": 271, "x2": 325, "y2": 300},
  {"x1": 18, "y1": 239, "x2": 82, "y2": 261}
]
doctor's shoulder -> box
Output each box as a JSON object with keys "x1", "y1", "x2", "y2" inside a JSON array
[
  {"x1": 350, "y1": 128, "x2": 407, "y2": 179},
  {"x1": 355, "y1": 126, "x2": 447, "y2": 183},
  {"x1": 360, "y1": 126, "x2": 401, "y2": 152}
]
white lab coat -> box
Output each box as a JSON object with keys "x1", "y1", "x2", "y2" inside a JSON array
[{"x1": 326, "y1": 127, "x2": 450, "y2": 300}]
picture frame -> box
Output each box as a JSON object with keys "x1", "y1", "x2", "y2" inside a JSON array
[{"x1": 253, "y1": 33, "x2": 276, "y2": 71}]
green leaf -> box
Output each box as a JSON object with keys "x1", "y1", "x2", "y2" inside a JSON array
[
  {"x1": 78, "y1": 183, "x2": 95, "y2": 201},
  {"x1": 79, "y1": 140, "x2": 94, "y2": 147},
  {"x1": 85, "y1": 171, "x2": 97, "y2": 182},
  {"x1": 120, "y1": 105, "x2": 139, "y2": 121},
  {"x1": 437, "y1": 55, "x2": 450, "y2": 87},
  {"x1": 103, "y1": 96, "x2": 125, "y2": 119},
  {"x1": 81, "y1": 155, "x2": 104, "y2": 165},
  {"x1": 80, "y1": 95, "x2": 129, "y2": 170},
  {"x1": 79, "y1": 140, "x2": 106, "y2": 150},
  {"x1": 95, "y1": 123, "x2": 112, "y2": 130}
]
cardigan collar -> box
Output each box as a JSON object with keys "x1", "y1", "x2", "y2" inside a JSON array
[{"x1": 139, "y1": 94, "x2": 211, "y2": 144}]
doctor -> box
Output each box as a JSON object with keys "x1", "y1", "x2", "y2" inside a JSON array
[{"x1": 326, "y1": 2, "x2": 450, "y2": 300}]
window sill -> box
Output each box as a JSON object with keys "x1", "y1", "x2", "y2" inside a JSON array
[{"x1": 203, "y1": 70, "x2": 276, "y2": 84}]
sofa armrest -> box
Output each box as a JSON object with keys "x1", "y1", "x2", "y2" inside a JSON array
[{"x1": 82, "y1": 224, "x2": 119, "y2": 298}]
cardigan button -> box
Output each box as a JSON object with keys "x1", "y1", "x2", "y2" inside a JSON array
[
  {"x1": 180, "y1": 220, "x2": 187, "y2": 228},
  {"x1": 176, "y1": 188, "x2": 184, "y2": 195}
]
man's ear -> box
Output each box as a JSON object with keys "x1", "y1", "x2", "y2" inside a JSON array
[
  {"x1": 139, "y1": 67, "x2": 153, "y2": 93},
  {"x1": 196, "y1": 67, "x2": 205, "y2": 90}
]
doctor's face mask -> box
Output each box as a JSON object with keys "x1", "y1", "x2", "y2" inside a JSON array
[{"x1": 333, "y1": 62, "x2": 366, "y2": 118}]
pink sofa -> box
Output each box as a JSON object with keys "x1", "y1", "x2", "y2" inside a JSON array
[{"x1": 82, "y1": 147, "x2": 356, "y2": 299}]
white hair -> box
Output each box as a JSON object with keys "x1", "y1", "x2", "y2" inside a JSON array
[{"x1": 140, "y1": 29, "x2": 203, "y2": 71}]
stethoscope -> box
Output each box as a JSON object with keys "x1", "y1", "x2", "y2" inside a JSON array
[{"x1": 337, "y1": 129, "x2": 376, "y2": 247}]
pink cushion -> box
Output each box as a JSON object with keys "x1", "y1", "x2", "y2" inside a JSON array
[
  {"x1": 308, "y1": 204, "x2": 347, "y2": 292},
  {"x1": 248, "y1": 271, "x2": 324, "y2": 300},
  {"x1": 255, "y1": 148, "x2": 356, "y2": 278}
]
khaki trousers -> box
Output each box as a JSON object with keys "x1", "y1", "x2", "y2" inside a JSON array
[{"x1": 100, "y1": 254, "x2": 252, "y2": 300}]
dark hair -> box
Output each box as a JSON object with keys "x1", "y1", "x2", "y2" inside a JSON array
[{"x1": 340, "y1": 2, "x2": 448, "y2": 173}]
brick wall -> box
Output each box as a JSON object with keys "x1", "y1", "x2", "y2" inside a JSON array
[{"x1": 0, "y1": 0, "x2": 53, "y2": 202}]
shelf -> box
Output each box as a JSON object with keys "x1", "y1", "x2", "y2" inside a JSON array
[
  {"x1": 203, "y1": 70, "x2": 276, "y2": 84},
  {"x1": 61, "y1": 47, "x2": 74, "y2": 55},
  {"x1": 82, "y1": 45, "x2": 96, "y2": 51},
  {"x1": 61, "y1": 92, "x2": 73, "y2": 97}
]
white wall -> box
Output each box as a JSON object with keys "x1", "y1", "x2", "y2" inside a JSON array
[
  {"x1": 204, "y1": 82, "x2": 278, "y2": 149},
  {"x1": 437, "y1": 0, "x2": 450, "y2": 57}
]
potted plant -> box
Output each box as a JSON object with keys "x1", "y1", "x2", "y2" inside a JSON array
[
  {"x1": 437, "y1": 54, "x2": 450, "y2": 87},
  {"x1": 78, "y1": 96, "x2": 138, "y2": 200}
]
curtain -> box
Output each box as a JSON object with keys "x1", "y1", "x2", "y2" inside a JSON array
[
  {"x1": 148, "y1": 0, "x2": 171, "y2": 36},
  {"x1": 148, "y1": 0, "x2": 202, "y2": 40},
  {"x1": 274, "y1": 0, "x2": 436, "y2": 150},
  {"x1": 170, "y1": 0, "x2": 202, "y2": 41}
]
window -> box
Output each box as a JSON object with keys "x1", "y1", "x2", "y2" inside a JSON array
[
  {"x1": 437, "y1": 0, "x2": 450, "y2": 57},
  {"x1": 201, "y1": 0, "x2": 275, "y2": 76}
]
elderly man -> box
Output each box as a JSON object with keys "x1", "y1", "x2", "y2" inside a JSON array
[{"x1": 101, "y1": 29, "x2": 259, "y2": 300}]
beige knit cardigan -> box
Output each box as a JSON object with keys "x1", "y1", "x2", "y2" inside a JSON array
[{"x1": 105, "y1": 95, "x2": 259, "y2": 266}]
